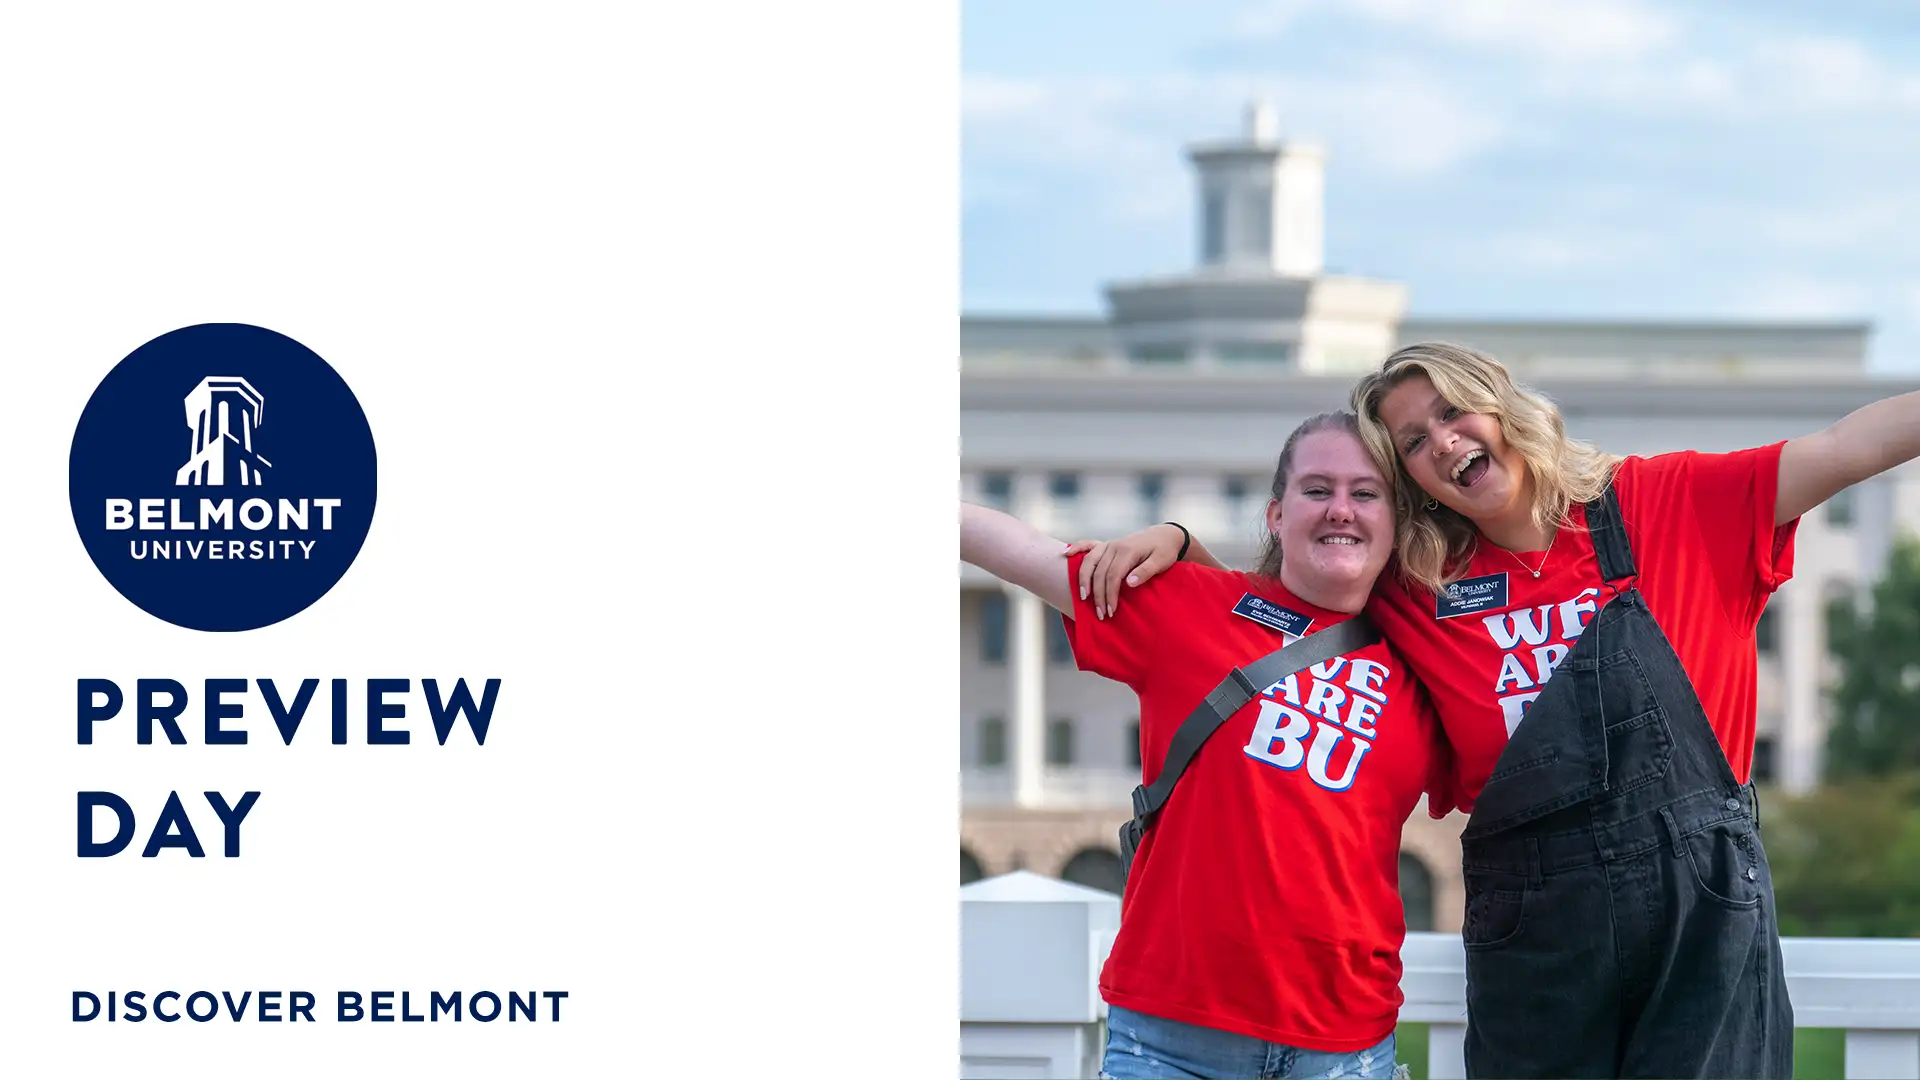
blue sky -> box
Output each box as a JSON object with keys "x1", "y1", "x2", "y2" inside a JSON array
[{"x1": 962, "y1": 0, "x2": 1920, "y2": 372}]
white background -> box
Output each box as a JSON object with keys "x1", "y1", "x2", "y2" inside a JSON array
[{"x1": 0, "y1": 3, "x2": 955, "y2": 1076}]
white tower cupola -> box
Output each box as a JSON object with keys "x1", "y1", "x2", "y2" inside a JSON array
[
  {"x1": 1102, "y1": 104, "x2": 1403, "y2": 374},
  {"x1": 1187, "y1": 100, "x2": 1326, "y2": 277}
]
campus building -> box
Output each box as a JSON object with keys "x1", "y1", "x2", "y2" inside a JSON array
[{"x1": 959, "y1": 104, "x2": 1920, "y2": 930}]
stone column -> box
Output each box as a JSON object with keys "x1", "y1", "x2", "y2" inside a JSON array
[
  {"x1": 1778, "y1": 577, "x2": 1823, "y2": 795},
  {"x1": 1008, "y1": 471, "x2": 1051, "y2": 809},
  {"x1": 1008, "y1": 585, "x2": 1047, "y2": 808}
]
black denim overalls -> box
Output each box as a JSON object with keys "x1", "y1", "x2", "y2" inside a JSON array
[{"x1": 1456, "y1": 483, "x2": 1794, "y2": 1079}]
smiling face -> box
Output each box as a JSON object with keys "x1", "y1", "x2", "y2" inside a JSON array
[
  {"x1": 1376, "y1": 372, "x2": 1532, "y2": 529},
  {"x1": 1265, "y1": 428, "x2": 1395, "y2": 592}
]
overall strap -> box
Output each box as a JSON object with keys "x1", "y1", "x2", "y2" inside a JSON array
[
  {"x1": 1583, "y1": 476, "x2": 1637, "y2": 586},
  {"x1": 1117, "y1": 614, "x2": 1382, "y2": 871}
]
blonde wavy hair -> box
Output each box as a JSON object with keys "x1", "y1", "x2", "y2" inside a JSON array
[{"x1": 1350, "y1": 342, "x2": 1621, "y2": 593}]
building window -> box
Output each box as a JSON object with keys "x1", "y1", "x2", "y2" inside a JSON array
[
  {"x1": 1225, "y1": 474, "x2": 1268, "y2": 534},
  {"x1": 981, "y1": 592, "x2": 1007, "y2": 664},
  {"x1": 1202, "y1": 191, "x2": 1226, "y2": 263},
  {"x1": 981, "y1": 472, "x2": 1012, "y2": 511},
  {"x1": 1046, "y1": 717, "x2": 1075, "y2": 766},
  {"x1": 1048, "y1": 472, "x2": 1081, "y2": 502},
  {"x1": 1240, "y1": 185, "x2": 1272, "y2": 258},
  {"x1": 1126, "y1": 719, "x2": 1142, "y2": 768},
  {"x1": 1215, "y1": 341, "x2": 1295, "y2": 365},
  {"x1": 1128, "y1": 344, "x2": 1188, "y2": 364},
  {"x1": 1138, "y1": 473, "x2": 1165, "y2": 525},
  {"x1": 1751, "y1": 736, "x2": 1777, "y2": 785},
  {"x1": 978, "y1": 717, "x2": 1007, "y2": 767},
  {"x1": 1047, "y1": 616, "x2": 1073, "y2": 664},
  {"x1": 1400, "y1": 852, "x2": 1435, "y2": 932},
  {"x1": 1755, "y1": 604, "x2": 1776, "y2": 656},
  {"x1": 1061, "y1": 847, "x2": 1127, "y2": 895},
  {"x1": 1225, "y1": 475, "x2": 1268, "y2": 509},
  {"x1": 1826, "y1": 486, "x2": 1855, "y2": 527}
]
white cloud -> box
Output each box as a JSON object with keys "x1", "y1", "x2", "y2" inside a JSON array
[
  {"x1": 959, "y1": 74, "x2": 1198, "y2": 224},
  {"x1": 1750, "y1": 37, "x2": 1920, "y2": 114},
  {"x1": 961, "y1": 68, "x2": 1506, "y2": 192},
  {"x1": 1231, "y1": 0, "x2": 1317, "y2": 37},
  {"x1": 959, "y1": 65, "x2": 1507, "y2": 236},
  {"x1": 1535, "y1": 55, "x2": 1737, "y2": 109},
  {"x1": 960, "y1": 170, "x2": 1043, "y2": 210},
  {"x1": 960, "y1": 75, "x2": 1051, "y2": 122},
  {"x1": 1314, "y1": 70, "x2": 1508, "y2": 173},
  {"x1": 1236, "y1": 0, "x2": 1680, "y2": 65},
  {"x1": 1342, "y1": 0, "x2": 1680, "y2": 64},
  {"x1": 1563, "y1": 34, "x2": 1920, "y2": 117},
  {"x1": 1484, "y1": 230, "x2": 1655, "y2": 270},
  {"x1": 1234, "y1": 1, "x2": 1920, "y2": 120},
  {"x1": 1757, "y1": 193, "x2": 1920, "y2": 251},
  {"x1": 1763, "y1": 38, "x2": 1886, "y2": 109}
]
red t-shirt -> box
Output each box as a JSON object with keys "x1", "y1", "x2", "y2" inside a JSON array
[
  {"x1": 1063, "y1": 554, "x2": 1453, "y2": 1052},
  {"x1": 1369, "y1": 445, "x2": 1798, "y2": 809}
]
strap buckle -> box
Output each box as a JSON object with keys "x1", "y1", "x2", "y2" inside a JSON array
[
  {"x1": 1204, "y1": 669, "x2": 1258, "y2": 718},
  {"x1": 1130, "y1": 784, "x2": 1153, "y2": 820},
  {"x1": 1118, "y1": 818, "x2": 1143, "y2": 871}
]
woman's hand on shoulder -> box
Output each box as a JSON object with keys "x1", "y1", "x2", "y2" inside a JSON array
[{"x1": 1064, "y1": 523, "x2": 1188, "y2": 619}]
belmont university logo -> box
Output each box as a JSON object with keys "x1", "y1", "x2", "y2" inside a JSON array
[{"x1": 69, "y1": 324, "x2": 377, "y2": 631}]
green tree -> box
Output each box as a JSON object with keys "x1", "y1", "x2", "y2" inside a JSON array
[
  {"x1": 1783, "y1": 536, "x2": 1920, "y2": 937},
  {"x1": 1767, "y1": 774, "x2": 1920, "y2": 937},
  {"x1": 1824, "y1": 536, "x2": 1920, "y2": 780}
]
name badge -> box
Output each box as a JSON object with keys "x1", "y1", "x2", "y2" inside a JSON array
[
  {"x1": 1436, "y1": 572, "x2": 1509, "y2": 620},
  {"x1": 1232, "y1": 593, "x2": 1313, "y2": 638}
]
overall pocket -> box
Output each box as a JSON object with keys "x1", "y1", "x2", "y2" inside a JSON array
[
  {"x1": 1681, "y1": 817, "x2": 1764, "y2": 911},
  {"x1": 1461, "y1": 869, "x2": 1531, "y2": 951}
]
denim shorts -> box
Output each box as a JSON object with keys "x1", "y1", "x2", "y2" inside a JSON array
[{"x1": 1101, "y1": 1005, "x2": 1406, "y2": 1080}]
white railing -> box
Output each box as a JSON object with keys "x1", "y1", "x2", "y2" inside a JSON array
[
  {"x1": 962, "y1": 872, "x2": 1920, "y2": 1080},
  {"x1": 1034, "y1": 766, "x2": 1137, "y2": 807},
  {"x1": 962, "y1": 766, "x2": 1138, "y2": 809},
  {"x1": 961, "y1": 767, "x2": 1016, "y2": 807}
]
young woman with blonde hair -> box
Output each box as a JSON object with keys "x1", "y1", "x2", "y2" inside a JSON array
[{"x1": 1081, "y1": 341, "x2": 1920, "y2": 1078}]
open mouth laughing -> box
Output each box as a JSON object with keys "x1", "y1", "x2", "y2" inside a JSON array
[{"x1": 1450, "y1": 448, "x2": 1489, "y2": 488}]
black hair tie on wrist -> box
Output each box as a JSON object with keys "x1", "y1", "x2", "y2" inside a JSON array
[{"x1": 1164, "y1": 521, "x2": 1192, "y2": 562}]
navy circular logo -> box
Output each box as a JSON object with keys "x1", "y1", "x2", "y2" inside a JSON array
[{"x1": 69, "y1": 324, "x2": 378, "y2": 631}]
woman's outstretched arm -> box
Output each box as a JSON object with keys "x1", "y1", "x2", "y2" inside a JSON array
[
  {"x1": 960, "y1": 502, "x2": 1073, "y2": 615},
  {"x1": 1778, "y1": 389, "x2": 1920, "y2": 525}
]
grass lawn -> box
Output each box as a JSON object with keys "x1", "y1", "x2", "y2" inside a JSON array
[
  {"x1": 1394, "y1": 1023, "x2": 1428, "y2": 1077},
  {"x1": 1392, "y1": 1025, "x2": 1846, "y2": 1080},
  {"x1": 1794, "y1": 1029, "x2": 1846, "y2": 1080}
]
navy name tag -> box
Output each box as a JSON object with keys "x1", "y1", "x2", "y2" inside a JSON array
[
  {"x1": 1436, "y1": 572, "x2": 1509, "y2": 619},
  {"x1": 1232, "y1": 593, "x2": 1313, "y2": 638}
]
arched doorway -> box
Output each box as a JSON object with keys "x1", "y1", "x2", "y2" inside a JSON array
[
  {"x1": 1400, "y1": 851, "x2": 1435, "y2": 932},
  {"x1": 961, "y1": 847, "x2": 985, "y2": 885},
  {"x1": 1060, "y1": 847, "x2": 1127, "y2": 895}
]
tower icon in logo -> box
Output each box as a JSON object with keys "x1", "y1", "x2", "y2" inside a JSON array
[{"x1": 176, "y1": 376, "x2": 273, "y2": 487}]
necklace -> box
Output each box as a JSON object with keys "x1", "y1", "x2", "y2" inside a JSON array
[{"x1": 1500, "y1": 532, "x2": 1555, "y2": 579}]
